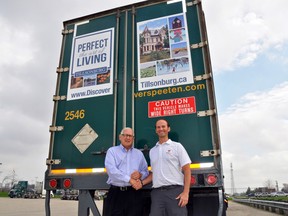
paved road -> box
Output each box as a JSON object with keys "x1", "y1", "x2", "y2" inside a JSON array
[
  {"x1": 227, "y1": 200, "x2": 278, "y2": 216},
  {"x1": 0, "y1": 197, "x2": 102, "y2": 216},
  {"x1": 0, "y1": 197, "x2": 280, "y2": 216}
]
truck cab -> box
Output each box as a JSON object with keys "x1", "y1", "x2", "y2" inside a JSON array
[{"x1": 8, "y1": 181, "x2": 28, "y2": 198}]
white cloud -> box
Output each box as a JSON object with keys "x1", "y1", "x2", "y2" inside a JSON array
[
  {"x1": 202, "y1": 0, "x2": 288, "y2": 72},
  {"x1": 220, "y1": 82, "x2": 288, "y2": 192},
  {"x1": 0, "y1": 17, "x2": 36, "y2": 67}
]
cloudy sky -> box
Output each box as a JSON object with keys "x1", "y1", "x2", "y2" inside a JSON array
[{"x1": 1, "y1": 0, "x2": 287, "y2": 194}]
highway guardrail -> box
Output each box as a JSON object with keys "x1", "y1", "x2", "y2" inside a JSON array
[{"x1": 233, "y1": 198, "x2": 288, "y2": 215}]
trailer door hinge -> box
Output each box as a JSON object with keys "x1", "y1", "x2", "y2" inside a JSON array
[
  {"x1": 187, "y1": 0, "x2": 201, "y2": 7},
  {"x1": 53, "y1": 95, "x2": 67, "y2": 101},
  {"x1": 194, "y1": 73, "x2": 212, "y2": 81},
  {"x1": 200, "y1": 149, "x2": 220, "y2": 157},
  {"x1": 49, "y1": 126, "x2": 64, "y2": 132},
  {"x1": 46, "y1": 159, "x2": 61, "y2": 165},
  {"x1": 56, "y1": 67, "x2": 69, "y2": 73},
  {"x1": 191, "y1": 41, "x2": 207, "y2": 49},
  {"x1": 62, "y1": 29, "x2": 74, "y2": 35},
  {"x1": 197, "y1": 109, "x2": 216, "y2": 117}
]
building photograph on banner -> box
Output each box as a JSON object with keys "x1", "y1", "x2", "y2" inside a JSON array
[
  {"x1": 67, "y1": 28, "x2": 114, "y2": 100},
  {"x1": 137, "y1": 13, "x2": 193, "y2": 91}
]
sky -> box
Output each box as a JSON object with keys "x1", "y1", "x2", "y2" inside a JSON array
[{"x1": 0, "y1": 0, "x2": 287, "y2": 194}]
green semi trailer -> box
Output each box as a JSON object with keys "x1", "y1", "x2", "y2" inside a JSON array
[{"x1": 45, "y1": 0, "x2": 226, "y2": 215}]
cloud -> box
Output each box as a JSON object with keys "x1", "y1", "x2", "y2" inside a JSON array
[
  {"x1": 220, "y1": 82, "x2": 288, "y2": 191},
  {"x1": 202, "y1": 0, "x2": 288, "y2": 73},
  {"x1": 0, "y1": 17, "x2": 36, "y2": 67}
]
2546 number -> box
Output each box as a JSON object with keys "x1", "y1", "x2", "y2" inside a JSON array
[{"x1": 65, "y1": 109, "x2": 85, "y2": 121}]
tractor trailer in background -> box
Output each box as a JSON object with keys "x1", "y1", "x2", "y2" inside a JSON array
[
  {"x1": 8, "y1": 181, "x2": 43, "y2": 199},
  {"x1": 8, "y1": 181, "x2": 28, "y2": 198},
  {"x1": 45, "y1": 0, "x2": 226, "y2": 215}
]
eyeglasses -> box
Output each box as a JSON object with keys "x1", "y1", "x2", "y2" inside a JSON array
[{"x1": 121, "y1": 134, "x2": 134, "y2": 138}]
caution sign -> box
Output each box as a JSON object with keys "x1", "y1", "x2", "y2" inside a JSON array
[{"x1": 148, "y1": 96, "x2": 196, "y2": 118}]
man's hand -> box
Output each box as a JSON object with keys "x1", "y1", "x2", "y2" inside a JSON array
[
  {"x1": 176, "y1": 191, "x2": 189, "y2": 207},
  {"x1": 131, "y1": 171, "x2": 142, "y2": 180},
  {"x1": 130, "y1": 178, "x2": 143, "y2": 190}
]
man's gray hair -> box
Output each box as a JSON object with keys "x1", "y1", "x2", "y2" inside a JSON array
[{"x1": 120, "y1": 127, "x2": 134, "y2": 135}]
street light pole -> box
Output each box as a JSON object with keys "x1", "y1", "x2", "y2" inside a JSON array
[{"x1": 0, "y1": 163, "x2": 2, "y2": 189}]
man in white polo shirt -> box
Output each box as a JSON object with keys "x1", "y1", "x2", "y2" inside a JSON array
[{"x1": 140, "y1": 119, "x2": 191, "y2": 216}]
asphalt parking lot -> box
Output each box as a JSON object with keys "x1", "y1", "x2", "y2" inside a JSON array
[
  {"x1": 0, "y1": 197, "x2": 103, "y2": 216},
  {"x1": 0, "y1": 197, "x2": 279, "y2": 216}
]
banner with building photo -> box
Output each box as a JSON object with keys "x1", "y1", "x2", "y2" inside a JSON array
[
  {"x1": 137, "y1": 13, "x2": 193, "y2": 91},
  {"x1": 67, "y1": 28, "x2": 114, "y2": 101}
]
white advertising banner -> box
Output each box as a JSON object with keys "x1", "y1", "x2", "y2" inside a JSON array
[
  {"x1": 67, "y1": 28, "x2": 114, "y2": 100},
  {"x1": 137, "y1": 13, "x2": 193, "y2": 91}
]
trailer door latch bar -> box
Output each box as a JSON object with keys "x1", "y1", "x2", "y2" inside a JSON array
[{"x1": 91, "y1": 148, "x2": 107, "y2": 155}]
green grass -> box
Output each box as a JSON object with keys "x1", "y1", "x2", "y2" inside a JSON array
[
  {"x1": 0, "y1": 192, "x2": 62, "y2": 199},
  {"x1": 257, "y1": 196, "x2": 288, "y2": 202},
  {"x1": 234, "y1": 195, "x2": 288, "y2": 202},
  {"x1": 0, "y1": 192, "x2": 8, "y2": 197}
]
